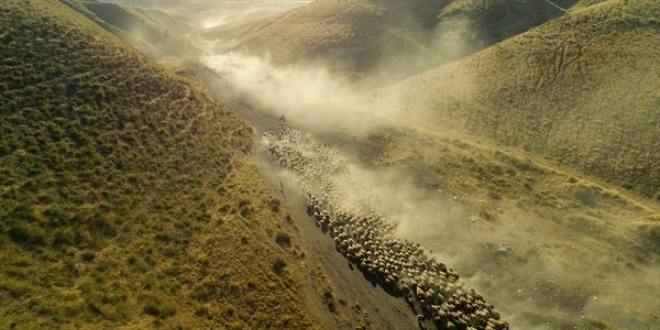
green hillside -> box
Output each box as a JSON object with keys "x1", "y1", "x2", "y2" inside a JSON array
[
  {"x1": 382, "y1": 0, "x2": 660, "y2": 199},
  {"x1": 0, "y1": 0, "x2": 316, "y2": 329}
]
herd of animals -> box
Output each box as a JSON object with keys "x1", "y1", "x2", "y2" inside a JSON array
[{"x1": 263, "y1": 118, "x2": 509, "y2": 330}]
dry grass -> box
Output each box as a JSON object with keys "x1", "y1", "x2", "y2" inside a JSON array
[
  {"x1": 343, "y1": 121, "x2": 660, "y2": 328},
  {"x1": 381, "y1": 0, "x2": 660, "y2": 200},
  {"x1": 0, "y1": 0, "x2": 318, "y2": 328},
  {"x1": 436, "y1": 0, "x2": 571, "y2": 49},
  {"x1": 234, "y1": 0, "x2": 449, "y2": 80},
  {"x1": 82, "y1": 1, "x2": 201, "y2": 61},
  {"x1": 233, "y1": 0, "x2": 576, "y2": 83},
  {"x1": 346, "y1": 119, "x2": 659, "y2": 262}
]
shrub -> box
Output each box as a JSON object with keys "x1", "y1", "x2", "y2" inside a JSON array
[
  {"x1": 574, "y1": 185, "x2": 598, "y2": 206},
  {"x1": 143, "y1": 302, "x2": 160, "y2": 317},
  {"x1": 269, "y1": 198, "x2": 281, "y2": 213},
  {"x1": 3, "y1": 278, "x2": 31, "y2": 298},
  {"x1": 272, "y1": 257, "x2": 287, "y2": 276},
  {"x1": 221, "y1": 303, "x2": 235, "y2": 317},
  {"x1": 52, "y1": 228, "x2": 75, "y2": 247},
  {"x1": 81, "y1": 251, "x2": 95, "y2": 262},
  {"x1": 274, "y1": 232, "x2": 291, "y2": 247},
  {"x1": 8, "y1": 223, "x2": 47, "y2": 247},
  {"x1": 228, "y1": 320, "x2": 243, "y2": 330},
  {"x1": 194, "y1": 305, "x2": 208, "y2": 318},
  {"x1": 142, "y1": 298, "x2": 176, "y2": 318},
  {"x1": 192, "y1": 286, "x2": 211, "y2": 302}
]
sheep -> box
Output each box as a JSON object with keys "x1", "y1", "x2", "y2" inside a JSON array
[{"x1": 262, "y1": 119, "x2": 509, "y2": 330}]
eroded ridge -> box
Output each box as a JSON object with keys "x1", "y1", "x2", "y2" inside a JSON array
[{"x1": 262, "y1": 118, "x2": 509, "y2": 330}]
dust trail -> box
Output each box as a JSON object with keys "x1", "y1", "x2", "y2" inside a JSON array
[
  {"x1": 201, "y1": 53, "x2": 405, "y2": 133},
  {"x1": 261, "y1": 120, "x2": 510, "y2": 330},
  {"x1": 201, "y1": 50, "x2": 660, "y2": 330},
  {"x1": 198, "y1": 54, "x2": 533, "y2": 330}
]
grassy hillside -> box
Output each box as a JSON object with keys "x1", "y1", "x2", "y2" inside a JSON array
[
  {"x1": 82, "y1": 1, "x2": 200, "y2": 61},
  {"x1": 233, "y1": 0, "x2": 573, "y2": 83},
  {"x1": 0, "y1": 0, "x2": 317, "y2": 329},
  {"x1": 436, "y1": 0, "x2": 573, "y2": 52},
  {"x1": 235, "y1": 0, "x2": 450, "y2": 80},
  {"x1": 380, "y1": 0, "x2": 660, "y2": 199},
  {"x1": 131, "y1": 7, "x2": 199, "y2": 35}
]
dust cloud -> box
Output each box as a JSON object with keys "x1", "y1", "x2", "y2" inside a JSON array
[
  {"x1": 252, "y1": 119, "x2": 584, "y2": 330},
  {"x1": 201, "y1": 53, "x2": 404, "y2": 133},
  {"x1": 197, "y1": 10, "x2": 658, "y2": 330},
  {"x1": 362, "y1": 15, "x2": 479, "y2": 89},
  {"x1": 323, "y1": 164, "x2": 582, "y2": 330},
  {"x1": 201, "y1": 50, "x2": 660, "y2": 329},
  {"x1": 203, "y1": 48, "x2": 524, "y2": 319}
]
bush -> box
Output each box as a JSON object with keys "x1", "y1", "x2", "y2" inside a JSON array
[
  {"x1": 269, "y1": 198, "x2": 281, "y2": 213},
  {"x1": 52, "y1": 228, "x2": 75, "y2": 247},
  {"x1": 228, "y1": 320, "x2": 243, "y2": 330},
  {"x1": 272, "y1": 257, "x2": 287, "y2": 276},
  {"x1": 221, "y1": 303, "x2": 235, "y2": 317},
  {"x1": 274, "y1": 232, "x2": 291, "y2": 247},
  {"x1": 8, "y1": 223, "x2": 47, "y2": 247},
  {"x1": 142, "y1": 298, "x2": 176, "y2": 318},
  {"x1": 81, "y1": 251, "x2": 95, "y2": 262},
  {"x1": 143, "y1": 302, "x2": 160, "y2": 317},
  {"x1": 89, "y1": 216, "x2": 117, "y2": 237},
  {"x1": 574, "y1": 185, "x2": 598, "y2": 206}
]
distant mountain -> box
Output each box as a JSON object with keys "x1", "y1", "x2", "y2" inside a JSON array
[
  {"x1": 235, "y1": 0, "x2": 450, "y2": 80},
  {"x1": 234, "y1": 0, "x2": 572, "y2": 82},
  {"x1": 377, "y1": 0, "x2": 660, "y2": 199},
  {"x1": 0, "y1": 0, "x2": 315, "y2": 328},
  {"x1": 81, "y1": 1, "x2": 201, "y2": 60},
  {"x1": 435, "y1": 0, "x2": 572, "y2": 53}
]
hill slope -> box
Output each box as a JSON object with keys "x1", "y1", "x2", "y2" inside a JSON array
[
  {"x1": 378, "y1": 0, "x2": 660, "y2": 199},
  {"x1": 435, "y1": 0, "x2": 573, "y2": 52},
  {"x1": 80, "y1": 1, "x2": 200, "y2": 61},
  {"x1": 234, "y1": 0, "x2": 451, "y2": 79},
  {"x1": 234, "y1": 0, "x2": 572, "y2": 82},
  {"x1": 0, "y1": 0, "x2": 317, "y2": 328}
]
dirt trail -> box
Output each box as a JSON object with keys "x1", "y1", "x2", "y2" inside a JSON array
[
  {"x1": 201, "y1": 67, "x2": 660, "y2": 330},
  {"x1": 201, "y1": 72, "x2": 419, "y2": 330},
  {"x1": 256, "y1": 153, "x2": 419, "y2": 330}
]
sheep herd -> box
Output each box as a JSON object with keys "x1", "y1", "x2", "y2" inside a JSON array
[{"x1": 262, "y1": 118, "x2": 509, "y2": 330}]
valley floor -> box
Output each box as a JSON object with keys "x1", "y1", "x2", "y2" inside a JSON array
[{"x1": 202, "y1": 68, "x2": 660, "y2": 330}]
